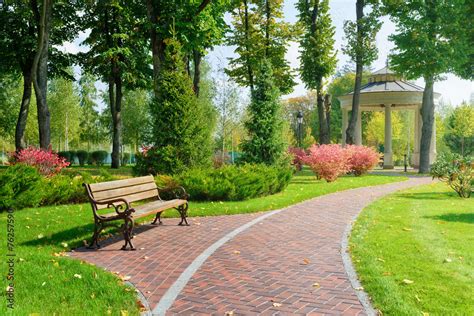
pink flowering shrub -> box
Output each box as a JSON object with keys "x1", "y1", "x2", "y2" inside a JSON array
[
  {"x1": 346, "y1": 145, "x2": 381, "y2": 176},
  {"x1": 302, "y1": 144, "x2": 350, "y2": 182},
  {"x1": 288, "y1": 147, "x2": 307, "y2": 171},
  {"x1": 13, "y1": 147, "x2": 69, "y2": 176}
]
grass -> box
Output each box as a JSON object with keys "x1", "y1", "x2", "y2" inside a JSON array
[
  {"x1": 0, "y1": 171, "x2": 406, "y2": 314},
  {"x1": 350, "y1": 182, "x2": 474, "y2": 315}
]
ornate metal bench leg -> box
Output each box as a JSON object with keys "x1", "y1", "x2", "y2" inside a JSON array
[
  {"x1": 121, "y1": 217, "x2": 136, "y2": 251},
  {"x1": 152, "y1": 212, "x2": 162, "y2": 225},
  {"x1": 177, "y1": 204, "x2": 189, "y2": 226},
  {"x1": 88, "y1": 220, "x2": 103, "y2": 249}
]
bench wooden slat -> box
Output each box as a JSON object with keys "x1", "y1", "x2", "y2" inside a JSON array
[
  {"x1": 89, "y1": 175, "x2": 155, "y2": 192},
  {"x1": 92, "y1": 182, "x2": 157, "y2": 201},
  {"x1": 102, "y1": 199, "x2": 187, "y2": 219},
  {"x1": 95, "y1": 189, "x2": 158, "y2": 209}
]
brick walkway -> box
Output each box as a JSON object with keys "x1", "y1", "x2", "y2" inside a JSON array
[{"x1": 72, "y1": 177, "x2": 432, "y2": 315}]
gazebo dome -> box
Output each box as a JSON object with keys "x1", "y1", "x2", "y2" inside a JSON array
[{"x1": 338, "y1": 66, "x2": 441, "y2": 110}]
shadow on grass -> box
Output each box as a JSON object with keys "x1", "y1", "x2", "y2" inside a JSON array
[
  {"x1": 425, "y1": 213, "x2": 474, "y2": 224},
  {"x1": 20, "y1": 222, "x2": 156, "y2": 250},
  {"x1": 397, "y1": 192, "x2": 457, "y2": 200}
]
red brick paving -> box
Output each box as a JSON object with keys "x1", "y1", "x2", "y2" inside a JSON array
[{"x1": 71, "y1": 177, "x2": 432, "y2": 315}]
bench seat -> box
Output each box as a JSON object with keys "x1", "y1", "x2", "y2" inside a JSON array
[{"x1": 84, "y1": 175, "x2": 189, "y2": 250}]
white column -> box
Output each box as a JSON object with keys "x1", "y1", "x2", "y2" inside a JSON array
[
  {"x1": 355, "y1": 110, "x2": 362, "y2": 145},
  {"x1": 342, "y1": 108, "x2": 348, "y2": 146},
  {"x1": 412, "y1": 107, "x2": 422, "y2": 167},
  {"x1": 383, "y1": 105, "x2": 394, "y2": 169}
]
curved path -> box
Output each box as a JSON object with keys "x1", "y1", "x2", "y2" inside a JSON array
[{"x1": 72, "y1": 177, "x2": 432, "y2": 315}]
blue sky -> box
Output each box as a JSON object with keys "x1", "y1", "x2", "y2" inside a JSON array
[{"x1": 65, "y1": 0, "x2": 473, "y2": 107}]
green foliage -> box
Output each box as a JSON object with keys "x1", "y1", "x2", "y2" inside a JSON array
[
  {"x1": 0, "y1": 164, "x2": 44, "y2": 211},
  {"x1": 431, "y1": 152, "x2": 473, "y2": 198},
  {"x1": 443, "y1": 103, "x2": 474, "y2": 156},
  {"x1": 121, "y1": 152, "x2": 131, "y2": 166},
  {"x1": 386, "y1": 0, "x2": 472, "y2": 81},
  {"x1": 76, "y1": 150, "x2": 89, "y2": 167},
  {"x1": 174, "y1": 164, "x2": 293, "y2": 201},
  {"x1": 0, "y1": 75, "x2": 21, "y2": 142},
  {"x1": 227, "y1": 0, "x2": 296, "y2": 94},
  {"x1": 241, "y1": 60, "x2": 285, "y2": 165},
  {"x1": 78, "y1": 73, "x2": 105, "y2": 149},
  {"x1": 297, "y1": 0, "x2": 337, "y2": 91},
  {"x1": 90, "y1": 150, "x2": 108, "y2": 166},
  {"x1": 58, "y1": 151, "x2": 77, "y2": 165},
  {"x1": 122, "y1": 89, "x2": 152, "y2": 150},
  {"x1": 148, "y1": 38, "x2": 213, "y2": 174}
]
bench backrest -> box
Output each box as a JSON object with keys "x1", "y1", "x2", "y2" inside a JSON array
[{"x1": 86, "y1": 175, "x2": 158, "y2": 210}]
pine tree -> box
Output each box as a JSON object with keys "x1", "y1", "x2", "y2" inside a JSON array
[
  {"x1": 241, "y1": 60, "x2": 285, "y2": 165},
  {"x1": 149, "y1": 38, "x2": 213, "y2": 174}
]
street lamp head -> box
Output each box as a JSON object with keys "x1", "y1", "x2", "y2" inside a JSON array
[{"x1": 296, "y1": 110, "x2": 303, "y2": 124}]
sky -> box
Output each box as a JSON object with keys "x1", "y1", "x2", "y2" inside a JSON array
[{"x1": 65, "y1": 0, "x2": 473, "y2": 107}]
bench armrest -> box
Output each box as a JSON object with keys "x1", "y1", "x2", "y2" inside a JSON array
[
  {"x1": 93, "y1": 198, "x2": 134, "y2": 216},
  {"x1": 158, "y1": 186, "x2": 189, "y2": 201}
]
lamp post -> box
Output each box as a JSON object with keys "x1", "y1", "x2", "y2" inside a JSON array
[{"x1": 296, "y1": 110, "x2": 303, "y2": 148}]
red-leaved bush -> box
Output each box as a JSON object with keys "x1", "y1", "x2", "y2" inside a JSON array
[
  {"x1": 288, "y1": 147, "x2": 307, "y2": 171},
  {"x1": 13, "y1": 147, "x2": 69, "y2": 176},
  {"x1": 302, "y1": 144, "x2": 350, "y2": 182},
  {"x1": 346, "y1": 145, "x2": 381, "y2": 176}
]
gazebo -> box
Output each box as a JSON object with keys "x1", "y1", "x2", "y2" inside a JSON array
[{"x1": 338, "y1": 67, "x2": 441, "y2": 169}]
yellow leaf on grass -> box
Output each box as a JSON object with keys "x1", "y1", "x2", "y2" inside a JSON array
[
  {"x1": 415, "y1": 295, "x2": 421, "y2": 302},
  {"x1": 74, "y1": 274, "x2": 82, "y2": 279},
  {"x1": 120, "y1": 311, "x2": 129, "y2": 316},
  {"x1": 402, "y1": 279, "x2": 414, "y2": 284},
  {"x1": 402, "y1": 228, "x2": 412, "y2": 232}
]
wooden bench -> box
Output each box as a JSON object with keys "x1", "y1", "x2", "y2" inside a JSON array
[{"x1": 83, "y1": 175, "x2": 189, "y2": 250}]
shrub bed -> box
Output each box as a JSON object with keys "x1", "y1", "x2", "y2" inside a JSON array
[
  {"x1": 431, "y1": 152, "x2": 473, "y2": 198},
  {"x1": 0, "y1": 164, "x2": 117, "y2": 211},
  {"x1": 173, "y1": 164, "x2": 293, "y2": 201}
]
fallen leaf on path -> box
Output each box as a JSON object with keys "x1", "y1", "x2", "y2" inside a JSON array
[
  {"x1": 121, "y1": 275, "x2": 131, "y2": 281},
  {"x1": 233, "y1": 250, "x2": 241, "y2": 255},
  {"x1": 302, "y1": 258, "x2": 310, "y2": 265},
  {"x1": 272, "y1": 303, "x2": 282, "y2": 307},
  {"x1": 312, "y1": 282, "x2": 320, "y2": 288},
  {"x1": 225, "y1": 311, "x2": 234, "y2": 315},
  {"x1": 354, "y1": 286, "x2": 364, "y2": 291},
  {"x1": 143, "y1": 256, "x2": 149, "y2": 260}
]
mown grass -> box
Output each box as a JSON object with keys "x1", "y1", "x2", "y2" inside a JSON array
[
  {"x1": 0, "y1": 171, "x2": 406, "y2": 314},
  {"x1": 350, "y1": 182, "x2": 474, "y2": 315}
]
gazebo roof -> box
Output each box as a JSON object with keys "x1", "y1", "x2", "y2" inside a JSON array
[{"x1": 338, "y1": 67, "x2": 441, "y2": 110}]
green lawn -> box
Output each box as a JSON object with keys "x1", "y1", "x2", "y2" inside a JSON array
[
  {"x1": 350, "y1": 182, "x2": 474, "y2": 315},
  {"x1": 0, "y1": 171, "x2": 406, "y2": 314}
]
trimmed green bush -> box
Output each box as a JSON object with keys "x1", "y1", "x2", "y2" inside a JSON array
[
  {"x1": 121, "y1": 153, "x2": 131, "y2": 166},
  {"x1": 76, "y1": 150, "x2": 89, "y2": 166},
  {"x1": 0, "y1": 164, "x2": 44, "y2": 211},
  {"x1": 90, "y1": 150, "x2": 108, "y2": 166},
  {"x1": 431, "y1": 152, "x2": 473, "y2": 198},
  {"x1": 58, "y1": 151, "x2": 77, "y2": 165},
  {"x1": 174, "y1": 164, "x2": 293, "y2": 201}
]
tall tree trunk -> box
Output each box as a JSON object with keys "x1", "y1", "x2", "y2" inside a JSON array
[
  {"x1": 346, "y1": 0, "x2": 364, "y2": 145},
  {"x1": 193, "y1": 49, "x2": 201, "y2": 96},
  {"x1": 109, "y1": 70, "x2": 122, "y2": 169},
  {"x1": 32, "y1": 0, "x2": 52, "y2": 149},
  {"x1": 317, "y1": 89, "x2": 330, "y2": 144},
  {"x1": 324, "y1": 94, "x2": 331, "y2": 141},
  {"x1": 419, "y1": 76, "x2": 434, "y2": 173},
  {"x1": 243, "y1": 0, "x2": 254, "y2": 94},
  {"x1": 15, "y1": 67, "x2": 33, "y2": 151},
  {"x1": 146, "y1": 0, "x2": 165, "y2": 98}
]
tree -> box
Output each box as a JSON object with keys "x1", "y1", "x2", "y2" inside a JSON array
[
  {"x1": 283, "y1": 93, "x2": 315, "y2": 145},
  {"x1": 342, "y1": 0, "x2": 381, "y2": 145},
  {"x1": 297, "y1": 0, "x2": 337, "y2": 144},
  {"x1": 241, "y1": 60, "x2": 285, "y2": 164},
  {"x1": 48, "y1": 76, "x2": 81, "y2": 151},
  {"x1": 0, "y1": 75, "x2": 21, "y2": 143},
  {"x1": 78, "y1": 73, "x2": 102, "y2": 151},
  {"x1": 227, "y1": 0, "x2": 296, "y2": 95},
  {"x1": 385, "y1": 0, "x2": 472, "y2": 172},
  {"x1": 0, "y1": 1, "x2": 77, "y2": 151},
  {"x1": 80, "y1": 0, "x2": 150, "y2": 168},
  {"x1": 150, "y1": 38, "x2": 214, "y2": 174},
  {"x1": 444, "y1": 103, "x2": 474, "y2": 156},
  {"x1": 213, "y1": 68, "x2": 243, "y2": 162},
  {"x1": 122, "y1": 89, "x2": 152, "y2": 152}
]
